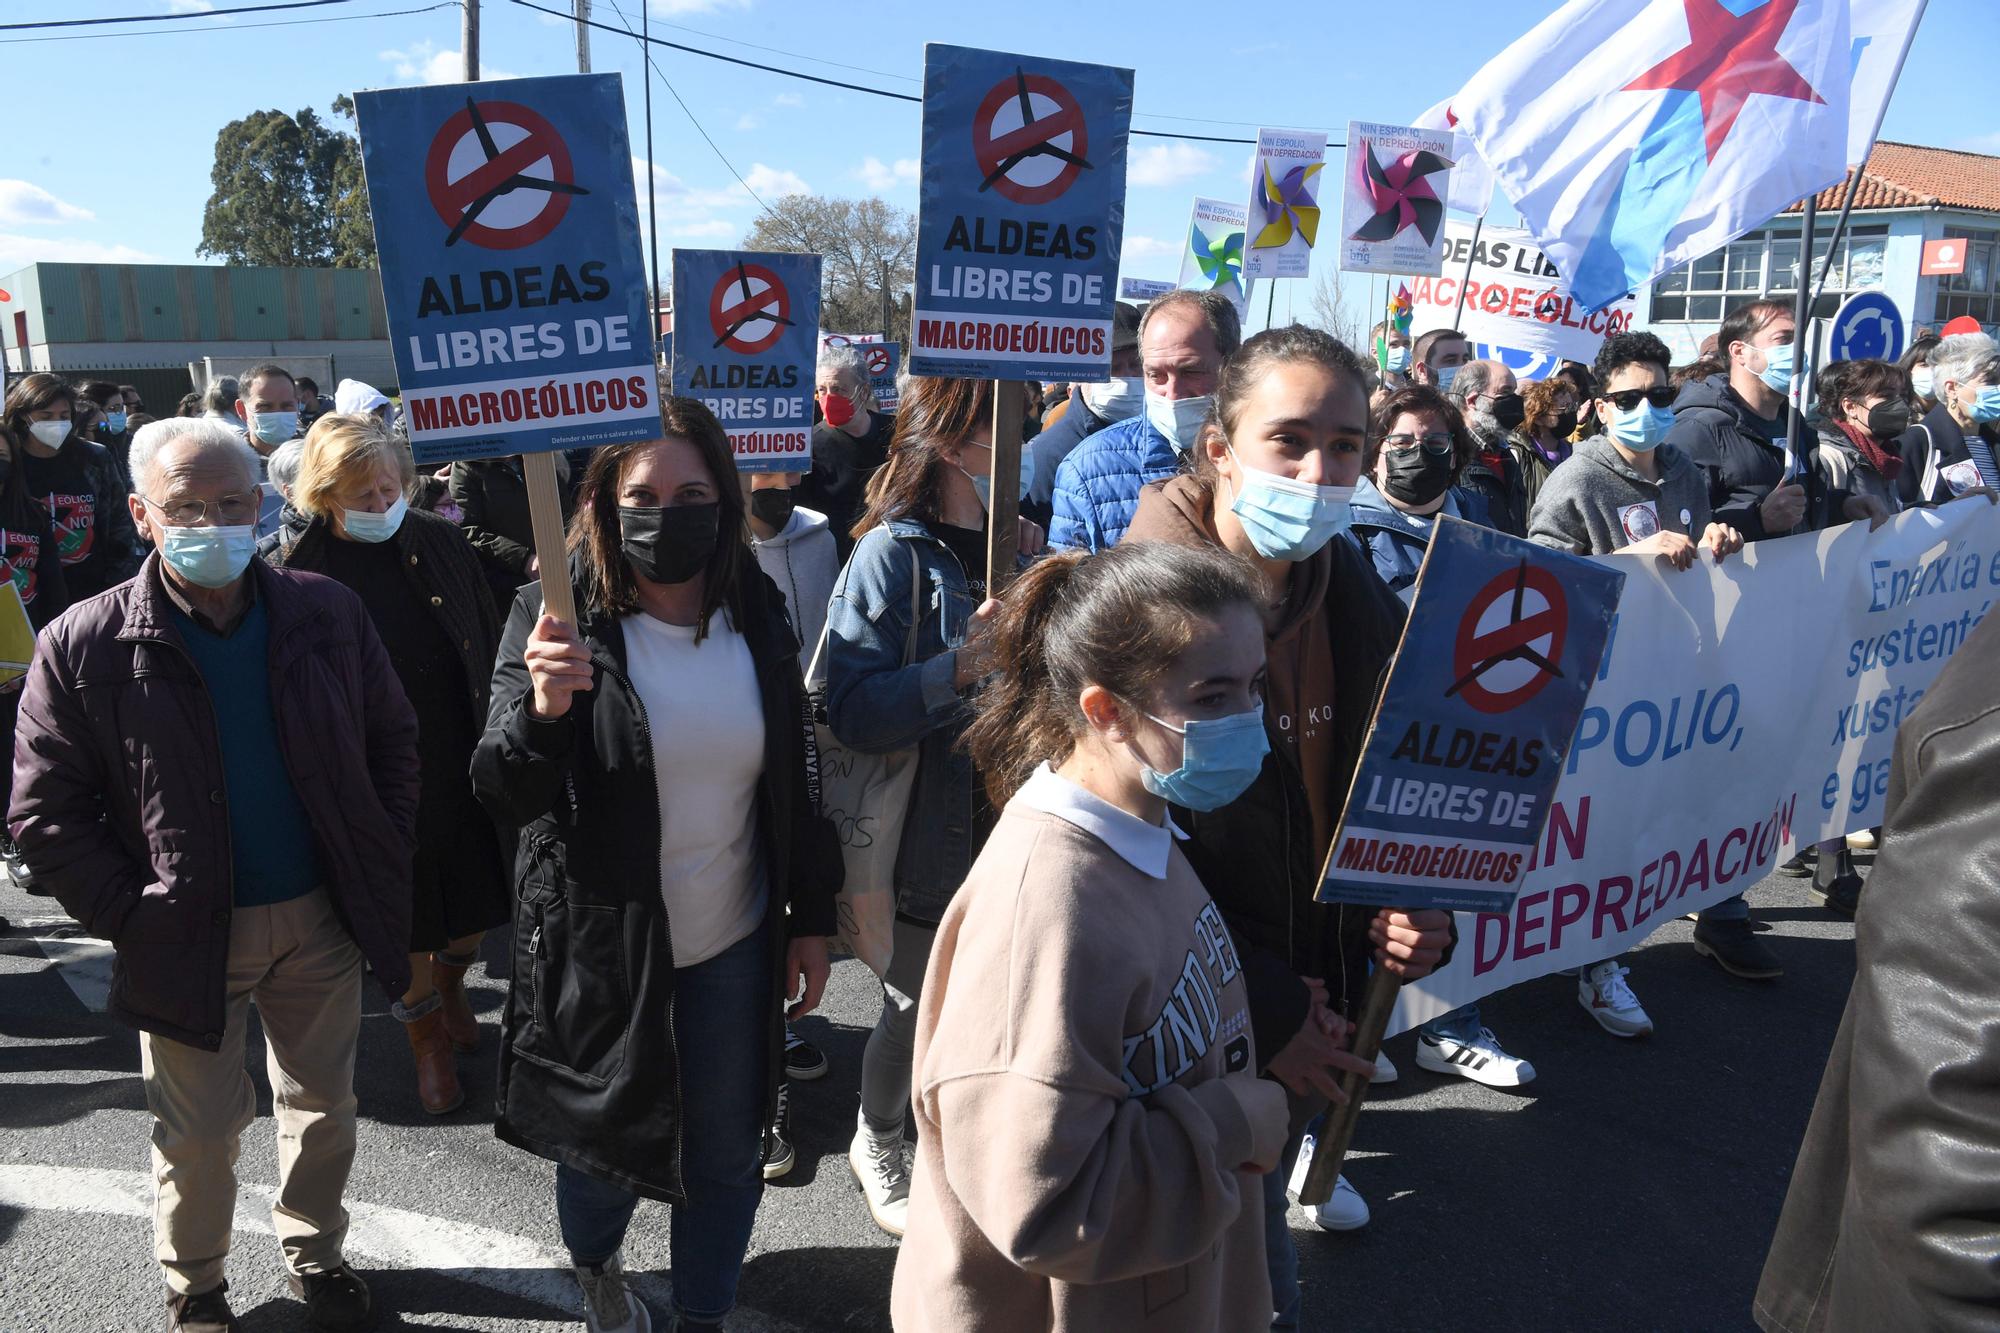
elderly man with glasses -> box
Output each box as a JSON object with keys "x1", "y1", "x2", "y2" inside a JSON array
[{"x1": 8, "y1": 417, "x2": 419, "y2": 1333}]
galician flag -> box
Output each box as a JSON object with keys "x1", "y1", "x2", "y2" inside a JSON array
[{"x1": 1453, "y1": 0, "x2": 1925, "y2": 313}]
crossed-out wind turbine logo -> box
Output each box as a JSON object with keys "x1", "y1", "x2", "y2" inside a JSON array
[{"x1": 425, "y1": 96, "x2": 591, "y2": 249}]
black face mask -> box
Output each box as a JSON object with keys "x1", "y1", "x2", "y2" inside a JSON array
[
  {"x1": 1380, "y1": 446, "x2": 1456, "y2": 507},
  {"x1": 618, "y1": 502, "x2": 719, "y2": 586},
  {"x1": 1551, "y1": 409, "x2": 1580, "y2": 440},
  {"x1": 1866, "y1": 401, "x2": 1912, "y2": 440},
  {"x1": 1487, "y1": 392, "x2": 1527, "y2": 430},
  {"x1": 749, "y1": 487, "x2": 796, "y2": 531}
]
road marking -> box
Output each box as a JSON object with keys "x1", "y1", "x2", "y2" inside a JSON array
[
  {"x1": 0, "y1": 1164, "x2": 803, "y2": 1328},
  {"x1": 32, "y1": 934, "x2": 113, "y2": 1012}
]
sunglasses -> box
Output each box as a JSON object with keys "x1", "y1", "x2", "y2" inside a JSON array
[{"x1": 1603, "y1": 387, "x2": 1677, "y2": 412}]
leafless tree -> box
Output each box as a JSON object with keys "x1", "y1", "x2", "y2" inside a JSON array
[{"x1": 745, "y1": 195, "x2": 916, "y2": 348}]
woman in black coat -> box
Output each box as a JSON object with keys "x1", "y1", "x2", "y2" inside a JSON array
[
  {"x1": 0, "y1": 423, "x2": 69, "y2": 888},
  {"x1": 471, "y1": 397, "x2": 838, "y2": 1333},
  {"x1": 262, "y1": 412, "x2": 507, "y2": 1118}
]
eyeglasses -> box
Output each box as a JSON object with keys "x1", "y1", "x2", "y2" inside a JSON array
[
  {"x1": 1604, "y1": 387, "x2": 1677, "y2": 412},
  {"x1": 140, "y1": 491, "x2": 262, "y2": 528},
  {"x1": 1381, "y1": 432, "x2": 1456, "y2": 456}
]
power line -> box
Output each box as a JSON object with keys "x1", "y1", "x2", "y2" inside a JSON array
[
  {"x1": 0, "y1": 0, "x2": 360, "y2": 32},
  {"x1": 0, "y1": 0, "x2": 458, "y2": 44},
  {"x1": 506, "y1": 0, "x2": 1344, "y2": 147}
]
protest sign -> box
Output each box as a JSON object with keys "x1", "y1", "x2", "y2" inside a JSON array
[
  {"x1": 1392, "y1": 501, "x2": 2000, "y2": 1033},
  {"x1": 1320, "y1": 519, "x2": 1623, "y2": 914},
  {"x1": 1119, "y1": 277, "x2": 1174, "y2": 301},
  {"x1": 858, "y1": 341, "x2": 900, "y2": 413},
  {"x1": 670, "y1": 249, "x2": 821, "y2": 473},
  {"x1": 1340, "y1": 120, "x2": 1455, "y2": 277},
  {"x1": 1407, "y1": 221, "x2": 1636, "y2": 365},
  {"x1": 1179, "y1": 197, "x2": 1255, "y2": 318},
  {"x1": 1244, "y1": 127, "x2": 1327, "y2": 281},
  {"x1": 820, "y1": 331, "x2": 885, "y2": 346},
  {"x1": 0, "y1": 582, "x2": 32, "y2": 688},
  {"x1": 355, "y1": 74, "x2": 657, "y2": 467},
  {"x1": 911, "y1": 44, "x2": 1133, "y2": 382}
]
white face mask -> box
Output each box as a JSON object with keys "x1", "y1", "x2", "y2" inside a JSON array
[
  {"x1": 1082, "y1": 376, "x2": 1145, "y2": 422},
  {"x1": 1144, "y1": 391, "x2": 1213, "y2": 454},
  {"x1": 340, "y1": 494, "x2": 408, "y2": 544},
  {"x1": 28, "y1": 420, "x2": 71, "y2": 449}
]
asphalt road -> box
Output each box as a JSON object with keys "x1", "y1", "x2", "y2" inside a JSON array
[{"x1": 0, "y1": 859, "x2": 1863, "y2": 1332}]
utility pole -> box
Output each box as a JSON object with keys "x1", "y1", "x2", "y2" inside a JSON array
[
  {"x1": 462, "y1": 0, "x2": 479, "y2": 80},
  {"x1": 879, "y1": 258, "x2": 892, "y2": 340},
  {"x1": 574, "y1": 0, "x2": 591, "y2": 72}
]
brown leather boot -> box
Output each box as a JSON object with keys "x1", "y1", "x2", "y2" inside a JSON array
[
  {"x1": 401, "y1": 1007, "x2": 464, "y2": 1115},
  {"x1": 430, "y1": 953, "x2": 481, "y2": 1053}
]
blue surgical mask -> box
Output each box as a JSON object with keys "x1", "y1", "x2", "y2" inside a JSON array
[
  {"x1": 1081, "y1": 376, "x2": 1145, "y2": 422},
  {"x1": 105, "y1": 411, "x2": 128, "y2": 434},
  {"x1": 1382, "y1": 345, "x2": 1410, "y2": 373},
  {"x1": 160, "y1": 525, "x2": 257, "y2": 589},
  {"x1": 1755, "y1": 342, "x2": 1794, "y2": 396},
  {"x1": 960, "y1": 466, "x2": 991, "y2": 515},
  {"x1": 1910, "y1": 366, "x2": 1934, "y2": 399},
  {"x1": 1145, "y1": 391, "x2": 1212, "y2": 454},
  {"x1": 1226, "y1": 446, "x2": 1355, "y2": 561},
  {"x1": 1140, "y1": 705, "x2": 1270, "y2": 812},
  {"x1": 1973, "y1": 384, "x2": 2000, "y2": 423},
  {"x1": 341, "y1": 495, "x2": 408, "y2": 544},
  {"x1": 1433, "y1": 364, "x2": 1460, "y2": 392},
  {"x1": 1608, "y1": 402, "x2": 1673, "y2": 452},
  {"x1": 250, "y1": 410, "x2": 299, "y2": 447}
]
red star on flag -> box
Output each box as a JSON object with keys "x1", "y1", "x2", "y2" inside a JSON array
[{"x1": 1623, "y1": 0, "x2": 1826, "y2": 162}]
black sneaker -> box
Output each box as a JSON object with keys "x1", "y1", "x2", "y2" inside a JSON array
[
  {"x1": 784, "y1": 1024, "x2": 828, "y2": 1081},
  {"x1": 167, "y1": 1283, "x2": 241, "y2": 1333},
  {"x1": 1775, "y1": 850, "x2": 1817, "y2": 878},
  {"x1": 1692, "y1": 917, "x2": 1784, "y2": 979},
  {"x1": 762, "y1": 1081, "x2": 795, "y2": 1180},
  {"x1": 1810, "y1": 851, "x2": 1865, "y2": 917},
  {"x1": 288, "y1": 1266, "x2": 376, "y2": 1332}
]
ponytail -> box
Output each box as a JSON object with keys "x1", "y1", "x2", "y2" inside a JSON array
[{"x1": 962, "y1": 541, "x2": 1264, "y2": 807}]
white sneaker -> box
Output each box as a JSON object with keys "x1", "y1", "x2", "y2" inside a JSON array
[
  {"x1": 1415, "y1": 1025, "x2": 1536, "y2": 1087},
  {"x1": 1846, "y1": 829, "x2": 1877, "y2": 850},
  {"x1": 1370, "y1": 1048, "x2": 1398, "y2": 1085},
  {"x1": 1285, "y1": 1133, "x2": 1370, "y2": 1231},
  {"x1": 573, "y1": 1252, "x2": 651, "y2": 1333},
  {"x1": 849, "y1": 1123, "x2": 911, "y2": 1238},
  {"x1": 1579, "y1": 961, "x2": 1654, "y2": 1037}
]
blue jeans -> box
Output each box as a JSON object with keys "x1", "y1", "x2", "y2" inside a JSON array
[
  {"x1": 1419, "y1": 1002, "x2": 1482, "y2": 1042},
  {"x1": 555, "y1": 925, "x2": 772, "y2": 1324},
  {"x1": 1263, "y1": 1128, "x2": 1306, "y2": 1328}
]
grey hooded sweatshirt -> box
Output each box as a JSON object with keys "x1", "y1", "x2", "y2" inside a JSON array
[{"x1": 1526, "y1": 436, "x2": 1715, "y2": 557}]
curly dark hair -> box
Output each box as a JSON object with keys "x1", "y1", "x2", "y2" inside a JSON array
[{"x1": 1592, "y1": 331, "x2": 1674, "y2": 389}]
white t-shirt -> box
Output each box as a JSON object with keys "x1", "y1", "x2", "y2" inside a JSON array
[{"x1": 621, "y1": 608, "x2": 769, "y2": 967}]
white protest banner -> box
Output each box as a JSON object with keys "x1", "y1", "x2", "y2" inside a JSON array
[
  {"x1": 1179, "y1": 196, "x2": 1254, "y2": 318},
  {"x1": 1409, "y1": 220, "x2": 1637, "y2": 367},
  {"x1": 820, "y1": 331, "x2": 886, "y2": 347},
  {"x1": 1244, "y1": 127, "x2": 1327, "y2": 281},
  {"x1": 1339, "y1": 120, "x2": 1455, "y2": 277},
  {"x1": 1392, "y1": 501, "x2": 2000, "y2": 1032},
  {"x1": 1118, "y1": 276, "x2": 1174, "y2": 301}
]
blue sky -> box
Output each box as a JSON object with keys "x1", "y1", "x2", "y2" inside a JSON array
[{"x1": 3, "y1": 0, "x2": 1997, "y2": 325}]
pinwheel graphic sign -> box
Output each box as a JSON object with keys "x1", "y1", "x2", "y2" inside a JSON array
[
  {"x1": 670, "y1": 248, "x2": 822, "y2": 472},
  {"x1": 1244, "y1": 127, "x2": 1328, "y2": 281},
  {"x1": 1339, "y1": 119, "x2": 1457, "y2": 278},
  {"x1": 1178, "y1": 196, "x2": 1256, "y2": 318}
]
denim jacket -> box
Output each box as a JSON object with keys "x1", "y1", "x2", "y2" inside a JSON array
[{"x1": 822, "y1": 517, "x2": 986, "y2": 923}]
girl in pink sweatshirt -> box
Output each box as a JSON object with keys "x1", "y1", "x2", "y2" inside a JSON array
[{"x1": 890, "y1": 541, "x2": 1296, "y2": 1332}]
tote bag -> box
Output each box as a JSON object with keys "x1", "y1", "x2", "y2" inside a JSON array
[{"x1": 804, "y1": 544, "x2": 922, "y2": 978}]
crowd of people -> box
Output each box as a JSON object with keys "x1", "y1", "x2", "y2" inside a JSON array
[{"x1": 2, "y1": 290, "x2": 1995, "y2": 1332}]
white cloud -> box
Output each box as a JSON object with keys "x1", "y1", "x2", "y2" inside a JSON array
[
  {"x1": 773, "y1": 93, "x2": 805, "y2": 109},
  {"x1": 1121, "y1": 235, "x2": 1178, "y2": 262},
  {"x1": 1127, "y1": 142, "x2": 1218, "y2": 189},
  {"x1": 670, "y1": 218, "x2": 737, "y2": 241},
  {"x1": 649, "y1": 0, "x2": 752, "y2": 15},
  {"x1": 168, "y1": 0, "x2": 216, "y2": 11},
  {"x1": 378, "y1": 40, "x2": 517, "y2": 85},
  {"x1": 854, "y1": 157, "x2": 919, "y2": 192},
  {"x1": 735, "y1": 112, "x2": 761, "y2": 132},
  {"x1": 0, "y1": 181, "x2": 94, "y2": 227},
  {"x1": 0, "y1": 234, "x2": 159, "y2": 273},
  {"x1": 743, "y1": 163, "x2": 811, "y2": 198}
]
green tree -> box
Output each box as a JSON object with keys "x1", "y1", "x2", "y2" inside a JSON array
[
  {"x1": 198, "y1": 101, "x2": 374, "y2": 268},
  {"x1": 744, "y1": 194, "x2": 915, "y2": 347}
]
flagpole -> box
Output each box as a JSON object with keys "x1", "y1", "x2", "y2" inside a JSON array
[
  {"x1": 1266, "y1": 279, "x2": 1279, "y2": 332},
  {"x1": 1450, "y1": 214, "x2": 1485, "y2": 332},
  {"x1": 1783, "y1": 191, "x2": 1818, "y2": 482}
]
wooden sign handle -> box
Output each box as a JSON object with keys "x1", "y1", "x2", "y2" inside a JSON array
[
  {"x1": 985, "y1": 380, "x2": 1025, "y2": 597},
  {"x1": 1296, "y1": 963, "x2": 1400, "y2": 1206},
  {"x1": 522, "y1": 451, "x2": 576, "y2": 625}
]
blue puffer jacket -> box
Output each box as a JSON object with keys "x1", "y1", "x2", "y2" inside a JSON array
[
  {"x1": 1049, "y1": 412, "x2": 1180, "y2": 551},
  {"x1": 1341, "y1": 476, "x2": 1494, "y2": 602},
  {"x1": 822, "y1": 516, "x2": 988, "y2": 924}
]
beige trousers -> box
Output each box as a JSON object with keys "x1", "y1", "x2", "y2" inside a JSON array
[{"x1": 137, "y1": 888, "x2": 363, "y2": 1295}]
